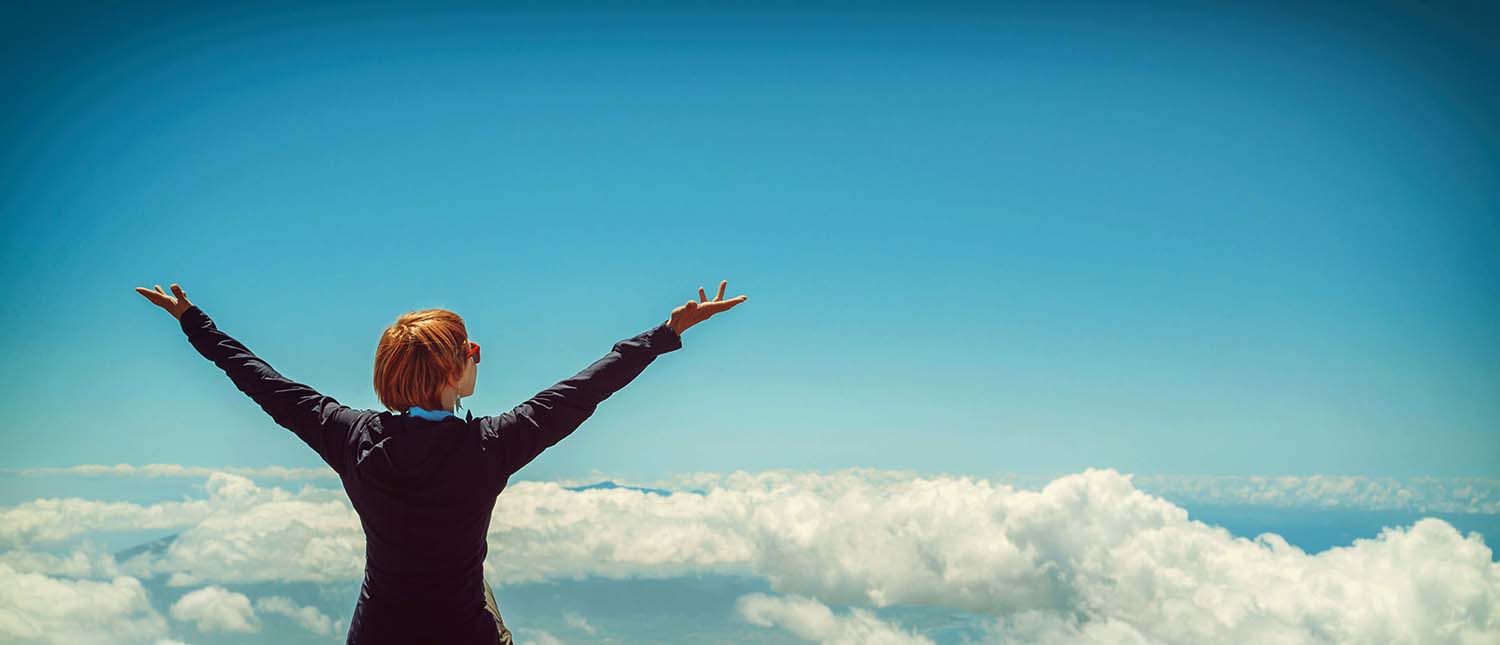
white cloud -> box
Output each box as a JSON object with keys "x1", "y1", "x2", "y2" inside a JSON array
[
  {"x1": 155, "y1": 493, "x2": 362, "y2": 585},
  {"x1": 169, "y1": 586, "x2": 259, "y2": 633},
  {"x1": 0, "y1": 541, "x2": 125, "y2": 578},
  {"x1": 562, "y1": 610, "x2": 595, "y2": 634},
  {"x1": 512, "y1": 627, "x2": 565, "y2": 645},
  {"x1": 1132, "y1": 474, "x2": 1500, "y2": 514},
  {"x1": 488, "y1": 468, "x2": 1500, "y2": 643},
  {"x1": 3, "y1": 466, "x2": 1499, "y2": 643},
  {"x1": 254, "y1": 595, "x2": 334, "y2": 635},
  {"x1": 0, "y1": 473, "x2": 364, "y2": 584},
  {"x1": 640, "y1": 470, "x2": 1500, "y2": 515},
  {"x1": 737, "y1": 592, "x2": 934, "y2": 644},
  {"x1": 964, "y1": 610, "x2": 1154, "y2": 644},
  {"x1": 0, "y1": 471, "x2": 339, "y2": 549},
  {"x1": 0, "y1": 496, "x2": 215, "y2": 548},
  {"x1": 0, "y1": 562, "x2": 171, "y2": 645}
]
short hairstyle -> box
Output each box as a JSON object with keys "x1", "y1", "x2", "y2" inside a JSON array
[{"x1": 374, "y1": 308, "x2": 469, "y2": 413}]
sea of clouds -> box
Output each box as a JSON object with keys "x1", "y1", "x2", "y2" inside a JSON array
[{"x1": 1, "y1": 466, "x2": 1497, "y2": 644}]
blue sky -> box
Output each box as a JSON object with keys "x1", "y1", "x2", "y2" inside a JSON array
[{"x1": 2, "y1": 0, "x2": 1497, "y2": 481}]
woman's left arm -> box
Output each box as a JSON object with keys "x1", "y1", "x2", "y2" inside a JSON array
[
  {"x1": 176, "y1": 305, "x2": 368, "y2": 474},
  {"x1": 136, "y1": 284, "x2": 365, "y2": 474}
]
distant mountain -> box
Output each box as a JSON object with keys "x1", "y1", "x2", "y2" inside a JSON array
[
  {"x1": 114, "y1": 532, "x2": 178, "y2": 561},
  {"x1": 564, "y1": 480, "x2": 704, "y2": 496}
]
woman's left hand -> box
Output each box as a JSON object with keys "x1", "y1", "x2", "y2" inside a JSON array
[
  {"x1": 135, "y1": 283, "x2": 195, "y2": 320},
  {"x1": 665, "y1": 279, "x2": 747, "y2": 336}
]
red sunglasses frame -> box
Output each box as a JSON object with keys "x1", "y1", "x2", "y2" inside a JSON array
[{"x1": 465, "y1": 340, "x2": 481, "y2": 365}]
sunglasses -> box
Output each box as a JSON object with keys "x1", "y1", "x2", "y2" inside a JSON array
[{"x1": 464, "y1": 340, "x2": 481, "y2": 365}]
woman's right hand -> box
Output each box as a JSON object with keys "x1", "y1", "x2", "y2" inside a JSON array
[
  {"x1": 666, "y1": 279, "x2": 747, "y2": 336},
  {"x1": 135, "y1": 283, "x2": 195, "y2": 321}
]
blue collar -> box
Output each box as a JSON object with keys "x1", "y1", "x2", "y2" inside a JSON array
[{"x1": 406, "y1": 406, "x2": 457, "y2": 421}]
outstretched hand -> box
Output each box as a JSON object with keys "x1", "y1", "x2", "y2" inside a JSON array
[
  {"x1": 666, "y1": 279, "x2": 748, "y2": 336},
  {"x1": 134, "y1": 283, "x2": 194, "y2": 320}
]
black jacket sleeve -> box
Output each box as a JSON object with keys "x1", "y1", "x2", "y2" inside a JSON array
[
  {"x1": 478, "y1": 321, "x2": 682, "y2": 484},
  {"x1": 179, "y1": 305, "x2": 367, "y2": 474}
]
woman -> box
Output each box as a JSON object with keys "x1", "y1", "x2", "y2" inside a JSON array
[{"x1": 134, "y1": 281, "x2": 748, "y2": 644}]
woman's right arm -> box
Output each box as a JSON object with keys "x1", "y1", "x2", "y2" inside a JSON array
[
  {"x1": 478, "y1": 321, "x2": 682, "y2": 479},
  {"x1": 478, "y1": 279, "x2": 747, "y2": 484}
]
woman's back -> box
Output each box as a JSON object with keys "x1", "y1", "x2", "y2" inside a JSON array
[{"x1": 342, "y1": 411, "x2": 505, "y2": 644}]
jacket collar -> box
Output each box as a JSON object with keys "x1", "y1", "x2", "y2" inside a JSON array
[{"x1": 405, "y1": 406, "x2": 457, "y2": 421}]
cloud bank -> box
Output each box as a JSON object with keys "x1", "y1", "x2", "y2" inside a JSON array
[
  {"x1": 1, "y1": 467, "x2": 1497, "y2": 643},
  {"x1": 1131, "y1": 474, "x2": 1500, "y2": 514},
  {"x1": 169, "y1": 586, "x2": 257, "y2": 633},
  {"x1": 737, "y1": 592, "x2": 934, "y2": 644},
  {"x1": 0, "y1": 562, "x2": 172, "y2": 645},
  {"x1": 18, "y1": 464, "x2": 1500, "y2": 513},
  {"x1": 254, "y1": 595, "x2": 335, "y2": 636}
]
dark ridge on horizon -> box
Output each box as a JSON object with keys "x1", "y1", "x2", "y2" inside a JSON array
[
  {"x1": 113, "y1": 532, "x2": 178, "y2": 561},
  {"x1": 564, "y1": 480, "x2": 706, "y2": 496}
]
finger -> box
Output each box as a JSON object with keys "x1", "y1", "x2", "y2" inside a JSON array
[
  {"x1": 716, "y1": 280, "x2": 726, "y2": 301},
  {"x1": 701, "y1": 299, "x2": 737, "y2": 314},
  {"x1": 155, "y1": 285, "x2": 164, "y2": 295},
  {"x1": 699, "y1": 286, "x2": 707, "y2": 302},
  {"x1": 135, "y1": 287, "x2": 166, "y2": 307},
  {"x1": 715, "y1": 295, "x2": 748, "y2": 312},
  {"x1": 171, "y1": 284, "x2": 185, "y2": 298}
]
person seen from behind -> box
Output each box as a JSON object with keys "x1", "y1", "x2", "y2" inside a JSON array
[{"x1": 134, "y1": 280, "x2": 749, "y2": 644}]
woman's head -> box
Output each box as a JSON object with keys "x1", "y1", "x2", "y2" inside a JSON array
[{"x1": 373, "y1": 308, "x2": 478, "y2": 413}]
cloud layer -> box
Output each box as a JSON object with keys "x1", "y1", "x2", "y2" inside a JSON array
[
  {"x1": 1131, "y1": 474, "x2": 1500, "y2": 514},
  {"x1": 2, "y1": 467, "x2": 1498, "y2": 643},
  {"x1": 0, "y1": 562, "x2": 171, "y2": 645},
  {"x1": 737, "y1": 592, "x2": 934, "y2": 644},
  {"x1": 169, "y1": 585, "x2": 257, "y2": 633}
]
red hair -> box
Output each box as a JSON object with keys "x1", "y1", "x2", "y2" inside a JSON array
[{"x1": 373, "y1": 308, "x2": 469, "y2": 413}]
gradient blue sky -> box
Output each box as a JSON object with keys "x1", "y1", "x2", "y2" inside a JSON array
[{"x1": 2, "y1": 0, "x2": 1496, "y2": 480}]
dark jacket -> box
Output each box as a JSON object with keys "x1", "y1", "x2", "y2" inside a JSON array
[{"x1": 178, "y1": 305, "x2": 683, "y2": 644}]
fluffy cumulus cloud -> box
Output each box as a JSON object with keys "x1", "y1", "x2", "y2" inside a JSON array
[
  {"x1": 563, "y1": 610, "x2": 596, "y2": 634},
  {"x1": 0, "y1": 496, "x2": 216, "y2": 548},
  {"x1": 154, "y1": 483, "x2": 362, "y2": 585},
  {"x1": 512, "y1": 627, "x2": 564, "y2": 645},
  {"x1": 0, "y1": 562, "x2": 171, "y2": 644},
  {"x1": 1131, "y1": 474, "x2": 1500, "y2": 514},
  {"x1": 499, "y1": 469, "x2": 1500, "y2": 643},
  {"x1": 0, "y1": 472, "x2": 363, "y2": 584},
  {"x1": 2, "y1": 466, "x2": 1499, "y2": 643},
  {"x1": 737, "y1": 592, "x2": 934, "y2": 644},
  {"x1": 254, "y1": 595, "x2": 334, "y2": 635},
  {"x1": 645, "y1": 470, "x2": 1500, "y2": 515},
  {"x1": 0, "y1": 540, "x2": 129, "y2": 578},
  {"x1": 169, "y1": 585, "x2": 259, "y2": 633}
]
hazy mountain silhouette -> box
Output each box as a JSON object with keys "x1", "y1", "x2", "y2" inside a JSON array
[{"x1": 563, "y1": 480, "x2": 704, "y2": 496}]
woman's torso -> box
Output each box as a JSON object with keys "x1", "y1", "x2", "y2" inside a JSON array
[{"x1": 340, "y1": 410, "x2": 511, "y2": 644}]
